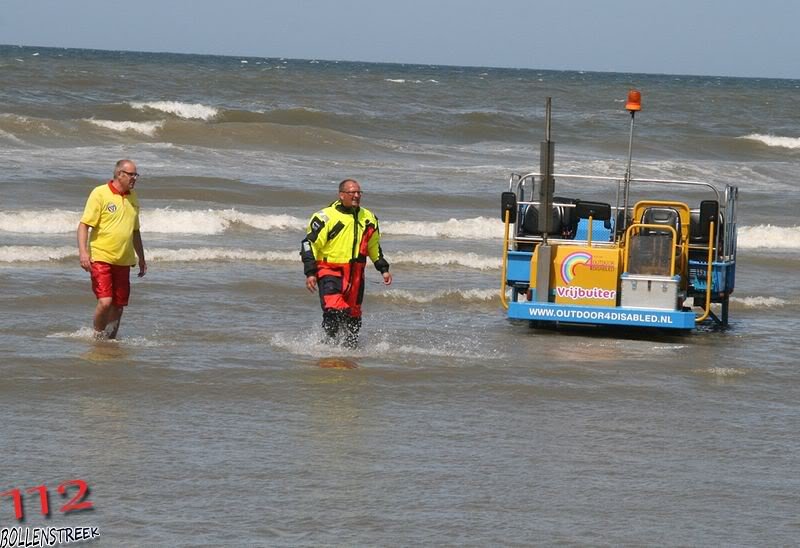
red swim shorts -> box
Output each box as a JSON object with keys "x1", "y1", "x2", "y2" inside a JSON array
[{"x1": 90, "y1": 262, "x2": 131, "y2": 306}]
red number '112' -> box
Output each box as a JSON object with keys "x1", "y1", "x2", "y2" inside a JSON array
[{"x1": 1, "y1": 479, "x2": 93, "y2": 520}]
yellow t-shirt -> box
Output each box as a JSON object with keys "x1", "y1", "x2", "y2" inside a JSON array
[{"x1": 80, "y1": 182, "x2": 141, "y2": 266}]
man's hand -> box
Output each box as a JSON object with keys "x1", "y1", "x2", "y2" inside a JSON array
[
  {"x1": 382, "y1": 271, "x2": 393, "y2": 286},
  {"x1": 138, "y1": 258, "x2": 147, "y2": 278},
  {"x1": 306, "y1": 275, "x2": 318, "y2": 292},
  {"x1": 79, "y1": 251, "x2": 91, "y2": 272}
]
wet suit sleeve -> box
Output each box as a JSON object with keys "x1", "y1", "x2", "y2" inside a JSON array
[
  {"x1": 368, "y1": 218, "x2": 390, "y2": 274},
  {"x1": 300, "y1": 213, "x2": 328, "y2": 277}
]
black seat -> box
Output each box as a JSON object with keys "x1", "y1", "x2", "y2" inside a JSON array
[
  {"x1": 689, "y1": 200, "x2": 723, "y2": 261},
  {"x1": 575, "y1": 200, "x2": 612, "y2": 226},
  {"x1": 554, "y1": 196, "x2": 578, "y2": 238},
  {"x1": 520, "y1": 204, "x2": 562, "y2": 236},
  {"x1": 641, "y1": 206, "x2": 680, "y2": 236}
]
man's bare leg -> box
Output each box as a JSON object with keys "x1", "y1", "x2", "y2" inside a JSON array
[
  {"x1": 105, "y1": 306, "x2": 123, "y2": 339},
  {"x1": 93, "y1": 297, "x2": 123, "y2": 339}
]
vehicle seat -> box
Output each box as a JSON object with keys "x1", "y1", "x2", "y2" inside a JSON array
[
  {"x1": 628, "y1": 206, "x2": 681, "y2": 276},
  {"x1": 520, "y1": 203, "x2": 563, "y2": 237},
  {"x1": 574, "y1": 200, "x2": 612, "y2": 241},
  {"x1": 641, "y1": 206, "x2": 681, "y2": 237}
]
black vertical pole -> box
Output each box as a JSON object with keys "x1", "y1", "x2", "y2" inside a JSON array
[{"x1": 539, "y1": 97, "x2": 555, "y2": 237}]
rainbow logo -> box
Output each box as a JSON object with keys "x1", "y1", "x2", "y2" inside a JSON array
[{"x1": 560, "y1": 252, "x2": 592, "y2": 284}]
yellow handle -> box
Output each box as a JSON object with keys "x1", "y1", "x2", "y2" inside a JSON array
[
  {"x1": 696, "y1": 221, "x2": 715, "y2": 323},
  {"x1": 500, "y1": 210, "x2": 510, "y2": 310}
]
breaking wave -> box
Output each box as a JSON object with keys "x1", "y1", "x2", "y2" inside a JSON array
[
  {"x1": 0, "y1": 209, "x2": 503, "y2": 239},
  {"x1": 0, "y1": 245, "x2": 75, "y2": 262},
  {"x1": 379, "y1": 288, "x2": 498, "y2": 304},
  {"x1": 0, "y1": 209, "x2": 306, "y2": 235},
  {"x1": 0, "y1": 245, "x2": 500, "y2": 270},
  {"x1": 383, "y1": 217, "x2": 503, "y2": 239},
  {"x1": 730, "y1": 296, "x2": 792, "y2": 309},
  {"x1": 84, "y1": 119, "x2": 165, "y2": 136},
  {"x1": 737, "y1": 225, "x2": 800, "y2": 249},
  {"x1": 130, "y1": 100, "x2": 219, "y2": 120},
  {"x1": 740, "y1": 134, "x2": 800, "y2": 149},
  {"x1": 0, "y1": 210, "x2": 80, "y2": 234},
  {"x1": 146, "y1": 248, "x2": 296, "y2": 263},
  {"x1": 391, "y1": 250, "x2": 500, "y2": 270},
  {"x1": 0, "y1": 245, "x2": 297, "y2": 264}
]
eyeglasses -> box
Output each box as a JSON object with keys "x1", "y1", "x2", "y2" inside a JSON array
[
  {"x1": 341, "y1": 191, "x2": 363, "y2": 195},
  {"x1": 120, "y1": 170, "x2": 139, "y2": 178}
]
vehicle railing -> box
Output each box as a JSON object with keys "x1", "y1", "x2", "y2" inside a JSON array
[{"x1": 509, "y1": 172, "x2": 721, "y2": 204}]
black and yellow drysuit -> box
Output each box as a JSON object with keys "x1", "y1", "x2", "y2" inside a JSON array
[{"x1": 300, "y1": 200, "x2": 389, "y2": 346}]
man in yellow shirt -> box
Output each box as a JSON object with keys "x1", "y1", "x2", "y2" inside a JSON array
[
  {"x1": 77, "y1": 159, "x2": 147, "y2": 339},
  {"x1": 301, "y1": 179, "x2": 392, "y2": 348}
]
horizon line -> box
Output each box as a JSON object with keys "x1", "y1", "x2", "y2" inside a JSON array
[{"x1": 2, "y1": 43, "x2": 797, "y2": 82}]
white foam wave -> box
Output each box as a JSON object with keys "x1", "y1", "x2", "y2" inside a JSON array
[
  {"x1": 1, "y1": 208, "x2": 504, "y2": 239},
  {"x1": 694, "y1": 366, "x2": 749, "y2": 377},
  {"x1": 738, "y1": 225, "x2": 800, "y2": 249},
  {"x1": 740, "y1": 134, "x2": 800, "y2": 149},
  {"x1": 141, "y1": 209, "x2": 305, "y2": 234},
  {"x1": 0, "y1": 245, "x2": 74, "y2": 262},
  {"x1": 384, "y1": 217, "x2": 503, "y2": 240},
  {"x1": 0, "y1": 209, "x2": 306, "y2": 235},
  {"x1": 391, "y1": 251, "x2": 500, "y2": 270},
  {"x1": 85, "y1": 119, "x2": 164, "y2": 136},
  {"x1": 730, "y1": 296, "x2": 790, "y2": 308},
  {"x1": 0, "y1": 210, "x2": 79, "y2": 234},
  {"x1": 226, "y1": 211, "x2": 306, "y2": 232},
  {"x1": 0, "y1": 128, "x2": 27, "y2": 145},
  {"x1": 130, "y1": 101, "x2": 219, "y2": 121},
  {"x1": 0, "y1": 245, "x2": 298, "y2": 264},
  {"x1": 381, "y1": 288, "x2": 498, "y2": 303},
  {"x1": 147, "y1": 247, "x2": 297, "y2": 262}
]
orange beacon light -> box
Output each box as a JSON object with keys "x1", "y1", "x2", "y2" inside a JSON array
[{"x1": 626, "y1": 89, "x2": 642, "y2": 112}]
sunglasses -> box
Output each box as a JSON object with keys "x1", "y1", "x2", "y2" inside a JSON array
[{"x1": 120, "y1": 170, "x2": 140, "y2": 178}]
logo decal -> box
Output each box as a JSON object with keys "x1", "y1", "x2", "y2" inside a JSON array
[
  {"x1": 107, "y1": 204, "x2": 117, "y2": 213},
  {"x1": 560, "y1": 252, "x2": 592, "y2": 284}
]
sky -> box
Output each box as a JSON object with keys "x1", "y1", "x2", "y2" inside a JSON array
[{"x1": 2, "y1": 0, "x2": 798, "y2": 79}]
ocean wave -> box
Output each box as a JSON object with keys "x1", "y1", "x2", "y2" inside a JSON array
[
  {"x1": 0, "y1": 245, "x2": 501, "y2": 269},
  {"x1": 84, "y1": 118, "x2": 165, "y2": 136},
  {"x1": 0, "y1": 245, "x2": 75, "y2": 262},
  {"x1": 739, "y1": 134, "x2": 800, "y2": 149},
  {"x1": 0, "y1": 210, "x2": 80, "y2": 234},
  {"x1": 0, "y1": 127, "x2": 27, "y2": 145},
  {"x1": 130, "y1": 101, "x2": 219, "y2": 121},
  {"x1": 737, "y1": 225, "x2": 800, "y2": 249},
  {"x1": 384, "y1": 217, "x2": 503, "y2": 239},
  {"x1": 0, "y1": 209, "x2": 502, "y2": 239},
  {"x1": 693, "y1": 366, "x2": 749, "y2": 378},
  {"x1": 143, "y1": 209, "x2": 305, "y2": 235},
  {"x1": 3, "y1": 208, "x2": 795, "y2": 254},
  {"x1": 0, "y1": 245, "x2": 298, "y2": 264},
  {"x1": 380, "y1": 288, "x2": 498, "y2": 304},
  {"x1": 391, "y1": 250, "x2": 500, "y2": 270},
  {"x1": 729, "y1": 296, "x2": 792, "y2": 309},
  {"x1": 0, "y1": 209, "x2": 306, "y2": 235},
  {"x1": 147, "y1": 247, "x2": 297, "y2": 262}
]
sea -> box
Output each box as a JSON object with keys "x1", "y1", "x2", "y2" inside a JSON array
[{"x1": 1, "y1": 45, "x2": 799, "y2": 546}]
